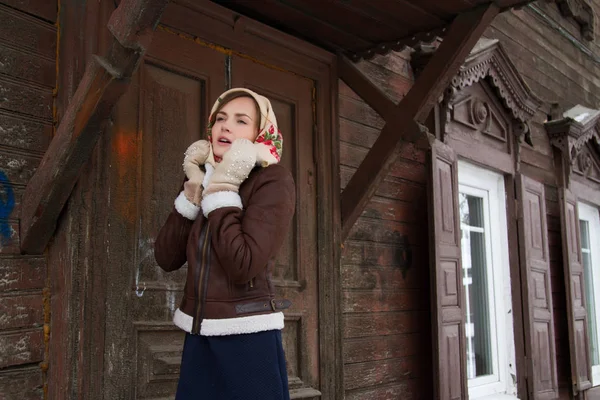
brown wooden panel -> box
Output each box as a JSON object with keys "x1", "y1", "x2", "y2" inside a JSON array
[
  {"x1": 517, "y1": 174, "x2": 559, "y2": 399},
  {"x1": 134, "y1": 324, "x2": 184, "y2": 399},
  {"x1": 342, "y1": 289, "x2": 426, "y2": 313},
  {"x1": 559, "y1": 188, "x2": 592, "y2": 395},
  {"x1": 339, "y1": 166, "x2": 426, "y2": 201},
  {"x1": 0, "y1": 258, "x2": 46, "y2": 292},
  {"x1": 136, "y1": 60, "x2": 206, "y2": 285},
  {"x1": 0, "y1": 329, "x2": 43, "y2": 368},
  {"x1": 0, "y1": 294, "x2": 43, "y2": 330},
  {"x1": 344, "y1": 378, "x2": 426, "y2": 400},
  {"x1": 347, "y1": 218, "x2": 425, "y2": 247},
  {"x1": 0, "y1": 366, "x2": 43, "y2": 400},
  {"x1": 344, "y1": 355, "x2": 424, "y2": 391},
  {"x1": 428, "y1": 139, "x2": 467, "y2": 400},
  {"x1": 344, "y1": 333, "x2": 425, "y2": 364},
  {"x1": 0, "y1": 78, "x2": 52, "y2": 120},
  {"x1": 343, "y1": 311, "x2": 426, "y2": 338},
  {"x1": 0, "y1": 44, "x2": 56, "y2": 87},
  {"x1": 0, "y1": 5, "x2": 56, "y2": 58},
  {"x1": 340, "y1": 250, "x2": 424, "y2": 281},
  {"x1": 0, "y1": 112, "x2": 53, "y2": 153},
  {"x1": 1, "y1": 0, "x2": 57, "y2": 22}
]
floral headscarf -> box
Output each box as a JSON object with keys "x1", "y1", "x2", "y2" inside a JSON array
[{"x1": 207, "y1": 88, "x2": 283, "y2": 166}]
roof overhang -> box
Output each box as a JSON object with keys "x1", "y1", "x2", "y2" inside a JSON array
[{"x1": 211, "y1": 0, "x2": 541, "y2": 60}]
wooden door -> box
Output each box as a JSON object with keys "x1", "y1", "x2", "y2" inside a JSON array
[
  {"x1": 232, "y1": 56, "x2": 320, "y2": 398},
  {"x1": 101, "y1": 30, "x2": 226, "y2": 399},
  {"x1": 100, "y1": 27, "x2": 322, "y2": 400}
]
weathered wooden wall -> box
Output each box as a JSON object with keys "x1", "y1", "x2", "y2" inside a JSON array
[
  {"x1": 487, "y1": 3, "x2": 600, "y2": 398},
  {"x1": 339, "y1": 51, "x2": 432, "y2": 399},
  {"x1": 0, "y1": 1, "x2": 57, "y2": 398},
  {"x1": 340, "y1": 2, "x2": 600, "y2": 399}
]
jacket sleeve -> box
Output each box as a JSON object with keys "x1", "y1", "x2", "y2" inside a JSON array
[
  {"x1": 154, "y1": 181, "x2": 199, "y2": 272},
  {"x1": 204, "y1": 165, "x2": 296, "y2": 283}
]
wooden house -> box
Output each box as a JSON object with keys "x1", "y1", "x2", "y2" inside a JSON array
[{"x1": 2, "y1": 0, "x2": 600, "y2": 399}]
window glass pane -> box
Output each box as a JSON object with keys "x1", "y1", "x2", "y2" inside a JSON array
[
  {"x1": 460, "y1": 194, "x2": 493, "y2": 379},
  {"x1": 460, "y1": 193, "x2": 484, "y2": 228},
  {"x1": 581, "y1": 220, "x2": 599, "y2": 366},
  {"x1": 581, "y1": 221, "x2": 591, "y2": 249}
]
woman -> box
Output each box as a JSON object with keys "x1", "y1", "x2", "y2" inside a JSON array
[{"x1": 154, "y1": 88, "x2": 295, "y2": 400}]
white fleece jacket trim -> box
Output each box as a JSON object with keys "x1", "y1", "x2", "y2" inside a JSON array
[
  {"x1": 173, "y1": 308, "x2": 284, "y2": 336},
  {"x1": 201, "y1": 191, "x2": 243, "y2": 217},
  {"x1": 174, "y1": 191, "x2": 200, "y2": 220}
]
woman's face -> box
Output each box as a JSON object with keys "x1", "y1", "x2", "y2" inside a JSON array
[{"x1": 211, "y1": 96, "x2": 259, "y2": 159}]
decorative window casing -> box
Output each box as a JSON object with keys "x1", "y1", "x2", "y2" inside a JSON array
[
  {"x1": 546, "y1": 105, "x2": 600, "y2": 396},
  {"x1": 423, "y1": 38, "x2": 559, "y2": 400}
]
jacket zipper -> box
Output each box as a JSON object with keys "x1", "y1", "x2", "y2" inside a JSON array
[
  {"x1": 192, "y1": 221, "x2": 211, "y2": 334},
  {"x1": 249, "y1": 278, "x2": 254, "y2": 289}
]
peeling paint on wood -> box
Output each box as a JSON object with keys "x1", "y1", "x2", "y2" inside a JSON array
[
  {"x1": 0, "y1": 295, "x2": 44, "y2": 330},
  {"x1": 0, "y1": 329, "x2": 44, "y2": 368},
  {"x1": 0, "y1": 153, "x2": 40, "y2": 185},
  {"x1": 0, "y1": 112, "x2": 53, "y2": 153},
  {"x1": 0, "y1": 258, "x2": 46, "y2": 292}
]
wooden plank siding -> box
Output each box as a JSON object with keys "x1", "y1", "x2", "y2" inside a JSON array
[
  {"x1": 339, "y1": 50, "x2": 432, "y2": 399},
  {"x1": 0, "y1": 1, "x2": 56, "y2": 398},
  {"x1": 340, "y1": 2, "x2": 600, "y2": 398}
]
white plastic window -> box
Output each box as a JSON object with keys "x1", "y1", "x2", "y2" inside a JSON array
[
  {"x1": 458, "y1": 161, "x2": 517, "y2": 399},
  {"x1": 579, "y1": 202, "x2": 600, "y2": 387}
]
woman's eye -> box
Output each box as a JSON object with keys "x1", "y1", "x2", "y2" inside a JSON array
[
  {"x1": 238, "y1": 120, "x2": 247, "y2": 125},
  {"x1": 216, "y1": 117, "x2": 224, "y2": 121}
]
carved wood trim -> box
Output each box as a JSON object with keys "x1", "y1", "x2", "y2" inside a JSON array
[
  {"x1": 555, "y1": 0, "x2": 595, "y2": 41},
  {"x1": 413, "y1": 38, "x2": 542, "y2": 143},
  {"x1": 545, "y1": 106, "x2": 600, "y2": 187}
]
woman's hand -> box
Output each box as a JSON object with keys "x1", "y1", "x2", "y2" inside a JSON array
[
  {"x1": 182, "y1": 140, "x2": 211, "y2": 205},
  {"x1": 203, "y1": 139, "x2": 257, "y2": 196}
]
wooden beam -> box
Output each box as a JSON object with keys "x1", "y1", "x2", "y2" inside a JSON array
[
  {"x1": 337, "y1": 54, "x2": 397, "y2": 119},
  {"x1": 20, "y1": 0, "x2": 170, "y2": 254},
  {"x1": 339, "y1": 3, "x2": 499, "y2": 241}
]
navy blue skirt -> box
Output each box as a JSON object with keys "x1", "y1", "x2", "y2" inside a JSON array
[{"x1": 175, "y1": 330, "x2": 290, "y2": 400}]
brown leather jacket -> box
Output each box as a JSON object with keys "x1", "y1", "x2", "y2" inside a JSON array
[{"x1": 154, "y1": 164, "x2": 295, "y2": 334}]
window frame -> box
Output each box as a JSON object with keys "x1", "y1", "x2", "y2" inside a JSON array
[
  {"x1": 458, "y1": 161, "x2": 517, "y2": 399},
  {"x1": 579, "y1": 201, "x2": 600, "y2": 387}
]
